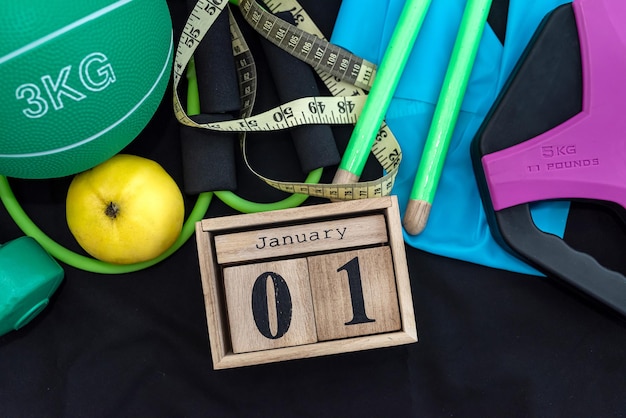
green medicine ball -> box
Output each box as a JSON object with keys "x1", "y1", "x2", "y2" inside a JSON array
[{"x1": 0, "y1": 0, "x2": 173, "y2": 179}]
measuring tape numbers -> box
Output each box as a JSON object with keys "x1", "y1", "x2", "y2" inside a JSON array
[{"x1": 173, "y1": 0, "x2": 403, "y2": 200}]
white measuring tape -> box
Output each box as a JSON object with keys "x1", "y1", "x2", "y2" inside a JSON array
[{"x1": 173, "y1": 0, "x2": 403, "y2": 200}]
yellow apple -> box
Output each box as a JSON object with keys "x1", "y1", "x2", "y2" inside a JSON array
[{"x1": 66, "y1": 154, "x2": 185, "y2": 264}]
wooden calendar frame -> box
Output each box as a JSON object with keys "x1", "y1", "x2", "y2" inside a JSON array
[{"x1": 195, "y1": 196, "x2": 417, "y2": 369}]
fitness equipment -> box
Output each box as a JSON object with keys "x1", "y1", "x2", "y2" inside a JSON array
[
  {"x1": 0, "y1": 0, "x2": 173, "y2": 179},
  {"x1": 472, "y1": 0, "x2": 626, "y2": 316},
  {"x1": 0, "y1": 237, "x2": 64, "y2": 336}
]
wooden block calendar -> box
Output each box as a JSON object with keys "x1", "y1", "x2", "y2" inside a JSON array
[{"x1": 195, "y1": 196, "x2": 417, "y2": 369}]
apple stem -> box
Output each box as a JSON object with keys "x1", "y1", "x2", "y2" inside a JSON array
[{"x1": 105, "y1": 202, "x2": 120, "y2": 219}]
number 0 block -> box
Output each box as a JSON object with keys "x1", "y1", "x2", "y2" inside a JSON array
[
  {"x1": 223, "y1": 259, "x2": 317, "y2": 353},
  {"x1": 195, "y1": 196, "x2": 417, "y2": 369}
]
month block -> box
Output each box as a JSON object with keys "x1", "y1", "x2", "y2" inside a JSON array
[{"x1": 195, "y1": 196, "x2": 417, "y2": 369}]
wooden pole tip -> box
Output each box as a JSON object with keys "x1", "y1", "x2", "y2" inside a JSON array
[
  {"x1": 402, "y1": 199, "x2": 431, "y2": 235},
  {"x1": 332, "y1": 168, "x2": 360, "y2": 185}
]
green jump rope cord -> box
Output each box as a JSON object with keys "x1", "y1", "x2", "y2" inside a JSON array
[{"x1": 0, "y1": 175, "x2": 213, "y2": 274}]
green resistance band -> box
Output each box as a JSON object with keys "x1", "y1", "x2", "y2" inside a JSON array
[
  {"x1": 0, "y1": 61, "x2": 215, "y2": 274},
  {"x1": 0, "y1": 176, "x2": 213, "y2": 274},
  {"x1": 0, "y1": 50, "x2": 322, "y2": 274}
]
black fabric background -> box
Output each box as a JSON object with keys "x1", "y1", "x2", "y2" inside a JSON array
[{"x1": 2, "y1": 1, "x2": 626, "y2": 416}]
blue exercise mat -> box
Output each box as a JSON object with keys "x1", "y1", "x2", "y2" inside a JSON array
[{"x1": 331, "y1": 0, "x2": 571, "y2": 275}]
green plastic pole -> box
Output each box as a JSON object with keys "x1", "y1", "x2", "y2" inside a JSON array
[
  {"x1": 332, "y1": 0, "x2": 433, "y2": 185},
  {"x1": 403, "y1": 0, "x2": 492, "y2": 235}
]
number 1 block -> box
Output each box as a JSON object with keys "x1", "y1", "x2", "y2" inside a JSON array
[{"x1": 308, "y1": 247, "x2": 401, "y2": 341}]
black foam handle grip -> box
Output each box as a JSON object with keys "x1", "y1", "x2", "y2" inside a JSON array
[
  {"x1": 185, "y1": 0, "x2": 240, "y2": 114},
  {"x1": 496, "y1": 205, "x2": 626, "y2": 317},
  {"x1": 180, "y1": 114, "x2": 238, "y2": 194},
  {"x1": 259, "y1": 12, "x2": 340, "y2": 173}
]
